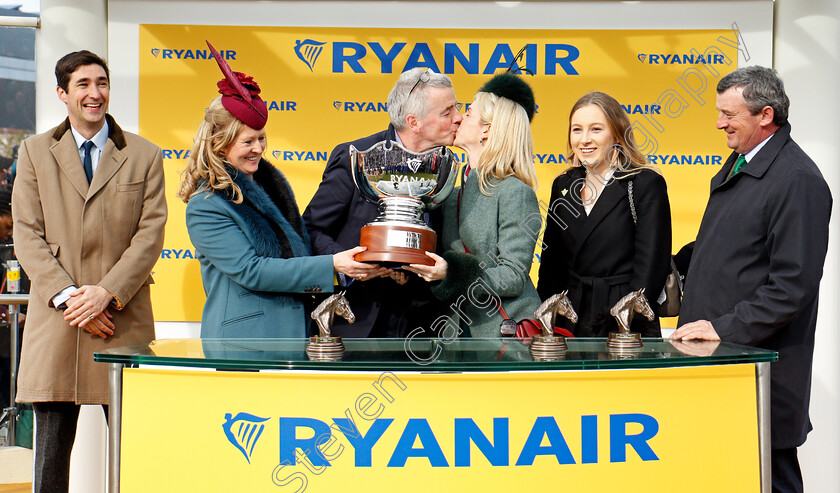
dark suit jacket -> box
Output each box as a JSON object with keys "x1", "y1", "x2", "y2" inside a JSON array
[
  {"x1": 537, "y1": 167, "x2": 672, "y2": 336},
  {"x1": 302, "y1": 126, "x2": 446, "y2": 337},
  {"x1": 678, "y1": 123, "x2": 832, "y2": 449}
]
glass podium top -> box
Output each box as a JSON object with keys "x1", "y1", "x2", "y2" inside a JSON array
[{"x1": 95, "y1": 337, "x2": 777, "y2": 372}]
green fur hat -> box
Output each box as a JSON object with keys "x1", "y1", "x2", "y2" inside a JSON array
[{"x1": 479, "y1": 73, "x2": 536, "y2": 121}]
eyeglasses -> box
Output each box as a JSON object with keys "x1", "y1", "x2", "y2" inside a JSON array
[{"x1": 409, "y1": 68, "x2": 434, "y2": 96}]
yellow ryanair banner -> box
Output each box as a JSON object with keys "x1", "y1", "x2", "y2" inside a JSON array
[
  {"x1": 121, "y1": 364, "x2": 759, "y2": 492},
  {"x1": 139, "y1": 25, "x2": 739, "y2": 321}
]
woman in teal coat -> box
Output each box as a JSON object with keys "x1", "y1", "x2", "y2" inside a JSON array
[
  {"x1": 406, "y1": 74, "x2": 541, "y2": 337},
  {"x1": 178, "y1": 56, "x2": 379, "y2": 338}
]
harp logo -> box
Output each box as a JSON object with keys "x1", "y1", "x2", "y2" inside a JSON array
[
  {"x1": 407, "y1": 158, "x2": 422, "y2": 174},
  {"x1": 295, "y1": 39, "x2": 327, "y2": 72},
  {"x1": 223, "y1": 412, "x2": 269, "y2": 464}
]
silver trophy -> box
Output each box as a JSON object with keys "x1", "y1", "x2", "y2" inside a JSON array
[{"x1": 351, "y1": 140, "x2": 459, "y2": 266}]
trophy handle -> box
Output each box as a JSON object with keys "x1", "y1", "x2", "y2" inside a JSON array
[
  {"x1": 350, "y1": 145, "x2": 383, "y2": 205},
  {"x1": 427, "y1": 155, "x2": 461, "y2": 210}
]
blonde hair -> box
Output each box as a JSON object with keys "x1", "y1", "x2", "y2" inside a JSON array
[
  {"x1": 565, "y1": 91, "x2": 658, "y2": 178},
  {"x1": 472, "y1": 91, "x2": 537, "y2": 195},
  {"x1": 177, "y1": 98, "x2": 249, "y2": 204}
]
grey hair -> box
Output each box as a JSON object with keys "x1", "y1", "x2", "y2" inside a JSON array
[
  {"x1": 388, "y1": 68, "x2": 454, "y2": 130},
  {"x1": 717, "y1": 66, "x2": 789, "y2": 126}
]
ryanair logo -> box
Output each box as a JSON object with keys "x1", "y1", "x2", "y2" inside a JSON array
[
  {"x1": 150, "y1": 48, "x2": 237, "y2": 60},
  {"x1": 223, "y1": 412, "x2": 269, "y2": 464},
  {"x1": 647, "y1": 154, "x2": 724, "y2": 165},
  {"x1": 271, "y1": 150, "x2": 329, "y2": 162},
  {"x1": 295, "y1": 39, "x2": 327, "y2": 72},
  {"x1": 406, "y1": 158, "x2": 423, "y2": 174},
  {"x1": 292, "y1": 39, "x2": 580, "y2": 75},
  {"x1": 333, "y1": 101, "x2": 388, "y2": 112},
  {"x1": 637, "y1": 53, "x2": 725, "y2": 65}
]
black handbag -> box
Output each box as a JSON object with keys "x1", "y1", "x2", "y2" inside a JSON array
[{"x1": 627, "y1": 180, "x2": 683, "y2": 317}]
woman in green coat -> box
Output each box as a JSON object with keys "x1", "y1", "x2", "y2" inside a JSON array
[{"x1": 406, "y1": 74, "x2": 541, "y2": 337}]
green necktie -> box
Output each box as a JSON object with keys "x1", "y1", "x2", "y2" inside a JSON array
[{"x1": 731, "y1": 154, "x2": 747, "y2": 176}]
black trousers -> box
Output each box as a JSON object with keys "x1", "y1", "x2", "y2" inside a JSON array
[
  {"x1": 771, "y1": 447, "x2": 803, "y2": 493},
  {"x1": 33, "y1": 402, "x2": 108, "y2": 493}
]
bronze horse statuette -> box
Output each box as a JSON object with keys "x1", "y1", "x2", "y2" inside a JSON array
[
  {"x1": 535, "y1": 290, "x2": 578, "y2": 337},
  {"x1": 307, "y1": 291, "x2": 355, "y2": 360},
  {"x1": 530, "y1": 290, "x2": 578, "y2": 358},
  {"x1": 311, "y1": 290, "x2": 355, "y2": 338},
  {"x1": 606, "y1": 288, "x2": 654, "y2": 352}
]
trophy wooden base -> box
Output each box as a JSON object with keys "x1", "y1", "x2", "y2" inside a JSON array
[
  {"x1": 306, "y1": 336, "x2": 345, "y2": 361},
  {"x1": 606, "y1": 332, "x2": 644, "y2": 353},
  {"x1": 356, "y1": 223, "x2": 437, "y2": 266},
  {"x1": 529, "y1": 334, "x2": 568, "y2": 360}
]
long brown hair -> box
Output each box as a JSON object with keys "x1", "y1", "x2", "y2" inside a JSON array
[{"x1": 565, "y1": 91, "x2": 655, "y2": 177}]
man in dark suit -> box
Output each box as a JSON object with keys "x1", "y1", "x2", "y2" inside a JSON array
[
  {"x1": 303, "y1": 68, "x2": 462, "y2": 337},
  {"x1": 12, "y1": 50, "x2": 166, "y2": 492},
  {"x1": 672, "y1": 66, "x2": 831, "y2": 493}
]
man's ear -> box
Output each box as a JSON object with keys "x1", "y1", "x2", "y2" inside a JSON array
[
  {"x1": 405, "y1": 114, "x2": 420, "y2": 134},
  {"x1": 758, "y1": 106, "x2": 775, "y2": 127},
  {"x1": 56, "y1": 86, "x2": 68, "y2": 104}
]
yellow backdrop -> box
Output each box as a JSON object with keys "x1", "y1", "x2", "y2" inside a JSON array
[{"x1": 139, "y1": 25, "x2": 738, "y2": 322}]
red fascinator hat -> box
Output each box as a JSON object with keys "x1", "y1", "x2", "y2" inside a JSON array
[{"x1": 207, "y1": 40, "x2": 268, "y2": 130}]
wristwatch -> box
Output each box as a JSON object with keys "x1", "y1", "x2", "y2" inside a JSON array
[{"x1": 500, "y1": 318, "x2": 517, "y2": 337}]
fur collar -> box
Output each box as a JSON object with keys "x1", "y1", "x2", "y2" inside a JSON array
[
  {"x1": 52, "y1": 114, "x2": 127, "y2": 149},
  {"x1": 226, "y1": 159, "x2": 311, "y2": 259}
]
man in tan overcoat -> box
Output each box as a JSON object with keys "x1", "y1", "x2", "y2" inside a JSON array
[{"x1": 11, "y1": 50, "x2": 166, "y2": 492}]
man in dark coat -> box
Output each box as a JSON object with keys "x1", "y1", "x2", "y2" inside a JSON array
[
  {"x1": 303, "y1": 69, "x2": 462, "y2": 337},
  {"x1": 672, "y1": 66, "x2": 832, "y2": 493}
]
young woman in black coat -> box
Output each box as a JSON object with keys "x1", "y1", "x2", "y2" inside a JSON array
[{"x1": 537, "y1": 92, "x2": 672, "y2": 337}]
